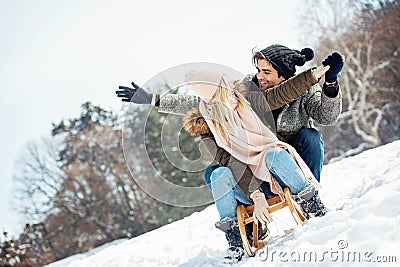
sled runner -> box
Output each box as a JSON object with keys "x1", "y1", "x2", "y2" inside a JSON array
[{"x1": 236, "y1": 187, "x2": 307, "y2": 256}]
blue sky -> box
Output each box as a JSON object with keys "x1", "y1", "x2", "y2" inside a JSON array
[{"x1": 0, "y1": 0, "x2": 302, "y2": 237}]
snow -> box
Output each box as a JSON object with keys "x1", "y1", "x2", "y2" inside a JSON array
[{"x1": 46, "y1": 141, "x2": 400, "y2": 267}]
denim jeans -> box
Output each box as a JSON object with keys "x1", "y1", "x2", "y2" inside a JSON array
[
  {"x1": 204, "y1": 148, "x2": 310, "y2": 219},
  {"x1": 204, "y1": 166, "x2": 253, "y2": 219},
  {"x1": 264, "y1": 147, "x2": 309, "y2": 194},
  {"x1": 287, "y1": 128, "x2": 324, "y2": 182}
]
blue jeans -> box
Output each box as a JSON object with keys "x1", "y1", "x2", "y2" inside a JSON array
[
  {"x1": 204, "y1": 166, "x2": 253, "y2": 219},
  {"x1": 204, "y1": 148, "x2": 310, "y2": 219},
  {"x1": 265, "y1": 147, "x2": 309, "y2": 194},
  {"x1": 288, "y1": 128, "x2": 324, "y2": 182}
]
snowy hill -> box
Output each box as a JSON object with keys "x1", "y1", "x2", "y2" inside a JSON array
[{"x1": 47, "y1": 141, "x2": 400, "y2": 267}]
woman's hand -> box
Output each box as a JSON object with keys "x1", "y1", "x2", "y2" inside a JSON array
[
  {"x1": 251, "y1": 190, "x2": 273, "y2": 227},
  {"x1": 116, "y1": 82, "x2": 153, "y2": 104}
]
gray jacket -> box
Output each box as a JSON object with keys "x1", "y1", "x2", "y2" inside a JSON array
[{"x1": 276, "y1": 83, "x2": 342, "y2": 137}]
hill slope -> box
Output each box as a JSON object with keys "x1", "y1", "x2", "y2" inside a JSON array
[{"x1": 47, "y1": 141, "x2": 400, "y2": 266}]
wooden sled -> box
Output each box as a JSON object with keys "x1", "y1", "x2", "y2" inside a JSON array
[{"x1": 236, "y1": 187, "x2": 307, "y2": 256}]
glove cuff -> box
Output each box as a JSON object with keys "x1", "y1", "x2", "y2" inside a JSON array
[
  {"x1": 251, "y1": 190, "x2": 267, "y2": 204},
  {"x1": 154, "y1": 94, "x2": 160, "y2": 106},
  {"x1": 250, "y1": 188, "x2": 262, "y2": 200},
  {"x1": 323, "y1": 83, "x2": 339, "y2": 98},
  {"x1": 149, "y1": 93, "x2": 161, "y2": 106}
]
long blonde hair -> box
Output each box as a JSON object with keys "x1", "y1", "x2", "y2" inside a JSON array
[{"x1": 206, "y1": 77, "x2": 250, "y2": 145}]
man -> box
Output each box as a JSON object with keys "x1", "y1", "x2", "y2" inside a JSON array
[{"x1": 246, "y1": 45, "x2": 343, "y2": 182}]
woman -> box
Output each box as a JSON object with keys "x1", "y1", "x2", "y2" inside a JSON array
[{"x1": 202, "y1": 78, "x2": 318, "y2": 192}]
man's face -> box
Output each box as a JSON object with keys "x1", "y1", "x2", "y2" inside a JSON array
[{"x1": 256, "y1": 59, "x2": 285, "y2": 90}]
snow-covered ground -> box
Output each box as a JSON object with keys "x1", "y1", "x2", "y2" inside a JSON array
[{"x1": 47, "y1": 141, "x2": 400, "y2": 267}]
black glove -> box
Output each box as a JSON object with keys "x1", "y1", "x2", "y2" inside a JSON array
[
  {"x1": 322, "y1": 52, "x2": 344, "y2": 83},
  {"x1": 116, "y1": 82, "x2": 152, "y2": 104}
]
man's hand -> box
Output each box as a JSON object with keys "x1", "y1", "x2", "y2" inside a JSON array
[
  {"x1": 116, "y1": 82, "x2": 153, "y2": 104},
  {"x1": 251, "y1": 190, "x2": 273, "y2": 227},
  {"x1": 322, "y1": 52, "x2": 345, "y2": 83}
]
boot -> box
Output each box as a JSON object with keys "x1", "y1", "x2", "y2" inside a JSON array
[
  {"x1": 245, "y1": 222, "x2": 269, "y2": 244},
  {"x1": 215, "y1": 217, "x2": 245, "y2": 264},
  {"x1": 295, "y1": 185, "x2": 327, "y2": 217},
  {"x1": 224, "y1": 227, "x2": 245, "y2": 264}
]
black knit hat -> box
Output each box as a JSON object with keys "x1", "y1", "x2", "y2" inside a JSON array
[{"x1": 255, "y1": 44, "x2": 314, "y2": 79}]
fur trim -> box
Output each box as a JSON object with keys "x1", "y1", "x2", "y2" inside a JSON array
[{"x1": 183, "y1": 107, "x2": 210, "y2": 136}]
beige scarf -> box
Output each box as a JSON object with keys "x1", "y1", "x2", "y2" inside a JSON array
[{"x1": 199, "y1": 100, "x2": 319, "y2": 199}]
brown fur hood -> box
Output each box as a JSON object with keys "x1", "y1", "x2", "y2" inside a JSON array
[
  {"x1": 183, "y1": 107, "x2": 210, "y2": 136},
  {"x1": 182, "y1": 78, "x2": 255, "y2": 136}
]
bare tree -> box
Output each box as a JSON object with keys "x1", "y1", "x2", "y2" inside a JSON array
[
  {"x1": 334, "y1": 33, "x2": 391, "y2": 158},
  {"x1": 297, "y1": 0, "x2": 400, "y2": 161},
  {"x1": 13, "y1": 137, "x2": 62, "y2": 225}
]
